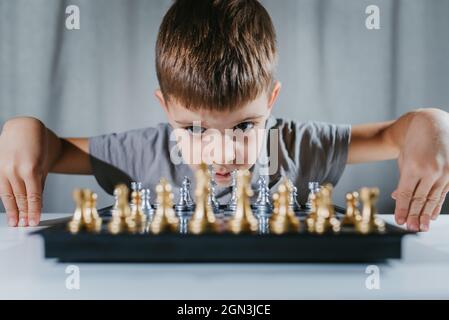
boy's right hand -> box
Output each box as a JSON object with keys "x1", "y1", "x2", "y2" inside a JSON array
[{"x1": 0, "y1": 117, "x2": 49, "y2": 227}]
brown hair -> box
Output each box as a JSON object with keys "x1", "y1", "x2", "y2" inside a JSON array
[{"x1": 156, "y1": 0, "x2": 278, "y2": 111}]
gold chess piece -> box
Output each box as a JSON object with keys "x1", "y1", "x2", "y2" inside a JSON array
[
  {"x1": 68, "y1": 189, "x2": 102, "y2": 233},
  {"x1": 306, "y1": 193, "x2": 318, "y2": 232},
  {"x1": 128, "y1": 190, "x2": 147, "y2": 233},
  {"x1": 188, "y1": 163, "x2": 219, "y2": 234},
  {"x1": 269, "y1": 180, "x2": 300, "y2": 234},
  {"x1": 228, "y1": 170, "x2": 258, "y2": 234},
  {"x1": 82, "y1": 189, "x2": 102, "y2": 232},
  {"x1": 68, "y1": 189, "x2": 85, "y2": 234},
  {"x1": 107, "y1": 184, "x2": 132, "y2": 234},
  {"x1": 341, "y1": 191, "x2": 362, "y2": 227},
  {"x1": 313, "y1": 184, "x2": 341, "y2": 234},
  {"x1": 356, "y1": 187, "x2": 386, "y2": 234},
  {"x1": 149, "y1": 178, "x2": 178, "y2": 234}
]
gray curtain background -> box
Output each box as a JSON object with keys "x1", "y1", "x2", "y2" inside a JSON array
[{"x1": 1, "y1": 0, "x2": 448, "y2": 213}]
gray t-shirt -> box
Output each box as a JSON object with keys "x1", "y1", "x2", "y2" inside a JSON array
[{"x1": 88, "y1": 117, "x2": 351, "y2": 205}]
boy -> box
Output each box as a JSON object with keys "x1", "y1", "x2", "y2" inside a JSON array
[{"x1": 0, "y1": 0, "x2": 448, "y2": 232}]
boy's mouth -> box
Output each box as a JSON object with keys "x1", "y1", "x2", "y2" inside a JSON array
[{"x1": 214, "y1": 171, "x2": 231, "y2": 183}]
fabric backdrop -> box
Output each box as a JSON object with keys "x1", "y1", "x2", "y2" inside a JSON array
[{"x1": 1, "y1": 0, "x2": 448, "y2": 213}]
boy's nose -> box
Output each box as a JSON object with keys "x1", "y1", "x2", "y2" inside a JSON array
[{"x1": 222, "y1": 134, "x2": 235, "y2": 164}]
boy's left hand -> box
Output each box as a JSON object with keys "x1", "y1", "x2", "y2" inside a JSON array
[{"x1": 392, "y1": 108, "x2": 449, "y2": 231}]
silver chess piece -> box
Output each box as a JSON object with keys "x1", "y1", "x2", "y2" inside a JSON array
[
  {"x1": 254, "y1": 176, "x2": 273, "y2": 217},
  {"x1": 208, "y1": 166, "x2": 221, "y2": 214},
  {"x1": 175, "y1": 176, "x2": 195, "y2": 213},
  {"x1": 306, "y1": 181, "x2": 320, "y2": 209},
  {"x1": 226, "y1": 170, "x2": 238, "y2": 213},
  {"x1": 287, "y1": 180, "x2": 301, "y2": 212},
  {"x1": 140, "y1": 188, "x2": 154, "y2": 217},
  {"x1": 130, "y1": 181, "x2": 143, "y2": 210}
]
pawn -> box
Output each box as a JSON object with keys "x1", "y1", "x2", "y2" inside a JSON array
[
  {"x1": 188, "y1": 163, "x2": 219, "y2": 234},
  {"x1": 175, "y1": 176, "x2": 195, "y2": 213},
  {"x1": 341, "y1": 191, "x2": 362, "y2": 227},
  {"x1": 228, "y1": 170, "x2": 259, "y2": 234},
  {"x1": 313, "y1": 184, "x2": 341, "y2": 234},
  {"x1": 305, "y1": 193, "x2": 319, "y2": 232},
  {"x1": 130, "y1": 182, "x2": 142, "y2": 210},
  {"x1": 140, "y1": 188, "x2": 154, "y2": 217},
  {"x1": 254, "y1": 176, "x2": 273, "y2": 217},
  {"x1": 306, "y1": 182, "x2": 320, "y2": 210},
  {"x1": 68, "y1": 189, "x2": 85, "y2": 234},
  {"x1": 107, "y1": 184, "x2": 131, "y2": 234},
  {"x1": 356, "y1": 187, "x2": 386, "y2": 234},
  {"x1": 149, "y1": 179, "x2": 178, "y2": 234},
  {"x1": 286, "y1": 179, "x2": 301, "y2": 212},
  {"x1": 208, "y1": 167, "x2": 220, "y2": 214},
  {"x1": 128, "y1": 190, "x2": 147, "y2": 233},
  {"x1": 83, "y1": 189, "x2": 102, "y2": 233}
]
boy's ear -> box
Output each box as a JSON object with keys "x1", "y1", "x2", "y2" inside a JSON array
[
  {"x1": 155, "y1": 89, "x2": 168, "y2": 112},
  {"x1": 268, "y1": 81, "x2": 281, "y2": 109}
]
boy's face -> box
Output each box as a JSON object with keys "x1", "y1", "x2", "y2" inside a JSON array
[{"x1": 156, "y1": 82, "x2": 281, "y2": 186}]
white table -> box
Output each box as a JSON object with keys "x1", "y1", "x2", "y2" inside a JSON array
[{"x1": 1, "y1": 213, "x2": 448, "y2": 299}]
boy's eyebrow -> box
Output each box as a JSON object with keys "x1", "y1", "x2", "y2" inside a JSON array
[
  {"x1": 174, "y1": 120, "x2": 206, "y2": 126},
  {"x1": 231, "y1": 114, "x2": 265, "y2": 125},
  {"x1": 174, "y1": 114, "x2": 265, "y2": 127}
]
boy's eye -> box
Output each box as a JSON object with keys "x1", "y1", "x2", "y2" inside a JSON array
[
  {"x1": 185, "y1": 126, "x2": 207, "y2": 134},
  {"x1": 233, "y1": 121, "x2": 255, "y2": 132}
]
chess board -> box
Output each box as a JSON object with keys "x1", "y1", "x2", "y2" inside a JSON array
[{"x1": 35, "y1": 204, "x2": 414, "y2": 263}]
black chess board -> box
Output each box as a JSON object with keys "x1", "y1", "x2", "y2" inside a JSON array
[{"x1": 35, "y1": 205, "x2": 415, "y2": 263}]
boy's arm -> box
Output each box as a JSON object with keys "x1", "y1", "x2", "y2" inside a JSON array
[
  {"x1": 348, "y1": 108, "x2": 449, "y2": 231},
  {"x1": 0, "y1": 117, "x2": 91, "y2": 227}
]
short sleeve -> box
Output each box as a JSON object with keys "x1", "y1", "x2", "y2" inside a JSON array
[
  {"x1": 269, "y1": 118, "x2": 351, "y2": 202},
  {"x1": 88, "y1": 125, "x2": 171, "y2": 194}
]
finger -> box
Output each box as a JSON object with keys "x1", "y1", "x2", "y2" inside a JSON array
[
  {"x1": 431, "y1": 183, "x2": 449, "y2": 220},
  {"x1": 394, "y1": 173, "x2": 419, "y2": 225},
  {"x1": 407, "y1": 179, "x2": 435, "y2": 232},
  {"x1": 0, "y1": 179, "x2": 19, "y2": 227},
  {"x1": 419, "y1": 181, "x2": 447, "y2": 231},
  {"x1": 24, "y1": 175, "x2": 43, "y2": 227},
  {"x1": 9, "y1": 177, "x2": 28, "y2": 227},
  {"x1": 391, "y1": 189, "x2": 397, "y2": 200}
]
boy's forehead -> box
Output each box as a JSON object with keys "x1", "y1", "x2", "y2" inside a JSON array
[{"x1": 168, "y1": 94, "x2": 269, "y2": 126}]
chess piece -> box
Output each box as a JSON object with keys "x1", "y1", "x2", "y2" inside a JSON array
[
  {"x1": 140, "y1": 188, "x2": 154, "y2": 217},
  {"x1": 128, "y1": 190, "x2": 147, "y2": 233},
  {"x1": 228, "y1": 170, "x2": 259, "y2": 234},
  {"x1": 341, "y1": 191, "x2": 362, "y2": 227},
  {"x1": 112, "y1": 187, "x2": 119, "y2": 215},
  {"x1": 82, "y1": 189, "x2": 102, "y2": 233},
  {"x1": 188, "y1": 163, "x2": 219, "y2": 234},
  {"x1": 356, "y1": 187, "x2": 386, "y2": 234},
  {"x1": 208, "y1": 166, "x2": 221, "y2": 214},
  {"x1": 269, "y1": 180, "x2": 300, "y2": 234},
  {"x1": 68, "y1": 189, "x2": 85, "y2": 234},
  {"x1": 306, "y1": 182, "x2": 320, "y2": 209},
  {"x1": 254, "y1": 176, "x2": 273, "y2": 217},
  {"x1": 107, "y1": 184, "x2": 132, "y2": 234},
  {"x1": 130, "y1": 182, "x2": 143, "y2": 210},
  {"x1": 305, "y1": 193, "x2": 319, "y2": 232},
  {"x1": 175, "y1": 176, "x2": 195, "y2": 213},
  {"x1": 149, "y1": 179, "x2": 178, "y2": 234},
  {"x1": 287, "y1": 180, "x2": 301, "y2": 212},
  {"x1": 313, "y1": 184, "x2": 341, "y2": 234},
  {"x1": 226, "y1": 170, "x2": 238, "y2": 213}
]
